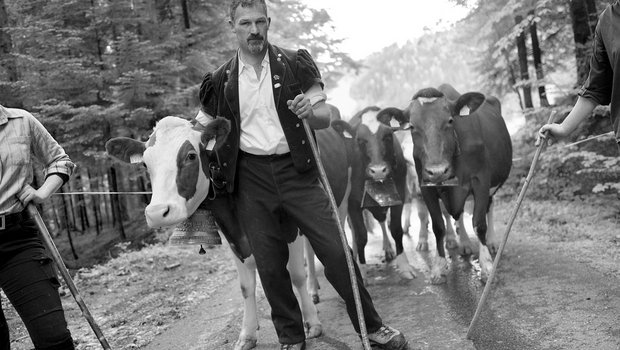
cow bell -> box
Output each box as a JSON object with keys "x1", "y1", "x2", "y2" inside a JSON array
[
  {"x1": 169, "y1": 209, "x2": 221, "y2": 252},
  {"x1": 361, "y1": 178, "x2": 402, "y2": 208}
]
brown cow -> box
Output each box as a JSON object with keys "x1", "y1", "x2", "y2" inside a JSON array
[
  {"x1": 385, "y1": 85, "x2": 512, "y2": 284},
  {"x1": 332, "y1": 107, "x2": 416, "y2": 280}
]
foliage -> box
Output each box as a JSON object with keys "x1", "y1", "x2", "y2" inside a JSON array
[
  {"x1": 349, "y1": 29, "x2": 478, "y2": 108},
  {"x1": 0, "y1": 0, "x2": 355, "y2": 169},
  {"x1": 509, "y1": 107, "x2": 620, "y2": 199}
]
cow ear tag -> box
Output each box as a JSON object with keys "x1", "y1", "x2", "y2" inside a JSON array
[
  {"x1": 343, "y1": 131, "x2": 353, "y2": 139},
  {"x1": 459, "y1": 105, "x2": 470, "y2": 116},
  {"x1": 205, "y1": 138, "x2": 216, "y2": 151},
  {"x1": 129, "y1": 154, "x2": 143, "y2": 164},
  {"x1": 389, "y1": 119, "x2": 400, "y2": 128}
]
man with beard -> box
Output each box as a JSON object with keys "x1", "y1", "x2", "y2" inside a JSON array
[{"x1": 196, "y1": 1, "x2": 409, "y2": 349}]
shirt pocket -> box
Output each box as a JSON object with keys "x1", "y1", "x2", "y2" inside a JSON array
[{"x1": 4, "y1": 136, "x2": 31, "y2": 165}]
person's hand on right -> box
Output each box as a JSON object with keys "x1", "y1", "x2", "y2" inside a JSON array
[{"x1": 536, "y1": 123, "x2": 568, "y2": 146}]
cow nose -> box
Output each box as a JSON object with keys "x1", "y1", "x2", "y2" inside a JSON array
[
  {"x1": 424, "y1": 164, "x2": 451, "y2": 181},
  {"x1": 145, "y1": 204, "x2": 171, "y2": 221},
  {"x1": 367, "y1": 164, "x2": 390, "y2": 180}
]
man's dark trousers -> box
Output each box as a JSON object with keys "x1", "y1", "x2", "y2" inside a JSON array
[{"x1": 235, "y1": 152, "x2": 384, "y2": 344}]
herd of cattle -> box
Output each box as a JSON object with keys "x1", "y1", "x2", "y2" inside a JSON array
[{"x1": 105, "y1": 84, "x2": 512, "y2": 349}]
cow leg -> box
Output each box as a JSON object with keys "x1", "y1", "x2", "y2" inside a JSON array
[
  {"x1": 303, "y1": 237, "x2": 320, "y2": 304},
  {"x1": 287, "y1": 238, "x2": 323, "y2": 339},
  {"x1": 471, "y1": 187, "x2": 492, "y2": 283},
  {"x1": 442, "y1": 203, "x2": 458, "y2": 250},
  {"x1": 415, "y1": 197, "x2": 430, "y2": 251},
  {"x1": 347, "y1": 204, "x2": 369, "y2": 283},
  {"x1": 388, "y1": 205, "x2": 416, "y2": 280},
  {"x1": 455, "y1": 215, "x2": 474, "y2": 256},
  {"x1": 233, "y1": 255, "x2": 259, "y2": 350},
  {"x1": 401, "y1": 200, "x2": 413, "y2": 236},
  {"x1": 378, "y1": 220, "x2": 396, "y2": 262},
  {"x1": 485, "y1": 199, "x2": 501, "y2": 256},
  {"x1": 422, "y1": 189, "x2": 449, "y2": 284}
]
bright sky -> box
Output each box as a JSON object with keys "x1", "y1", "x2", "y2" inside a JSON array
[
  {"x1": 299, "y1": 1, "x2": 472, "y2": 117},
  {"x1": 301, "y1": 0, "x2": 471, "y2": 60}
]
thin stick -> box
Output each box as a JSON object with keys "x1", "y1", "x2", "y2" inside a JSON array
[
  {"x1": 26, "y1": 203, "x2": 112, "y2": 350},
  {"x1": 302, "y1": 119, "x2": 372, "y2": 350},
  {"x1": 466, "y1": 110, "x2": 556, "y2": 339}
]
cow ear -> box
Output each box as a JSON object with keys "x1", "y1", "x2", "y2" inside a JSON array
[
  {"x1": 453, "y1": 92, "x2": 485, "y2": 116},
  {"x1": 105, "y1": 137, "x2": 146, "y2": 164},
  {"x1": 331, "y1": 120, "x2": 355, "y2": 139},
  {"x1": 201, "y1": 117, "x2": 231, "y2": 150},
  {"x1": 377, "y1": 107, "x2": 408, "y2": 129}
]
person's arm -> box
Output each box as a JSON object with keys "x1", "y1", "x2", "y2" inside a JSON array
[
  {"x1": 287, "y1": 83, "x2": 330, "y2": 129},
  {"x1": 537, "y1": 96, "x2": 598, "y2": 145},
  {"x1": 18, "y1": 174, "x2": 64, "y2": 205}
]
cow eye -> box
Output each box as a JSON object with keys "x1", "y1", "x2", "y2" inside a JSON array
[{"x1": 187, "y1": 152, "x2": 197, "y2": 161}]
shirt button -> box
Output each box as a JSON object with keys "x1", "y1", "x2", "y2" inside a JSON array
[
  {"x1": 307, "y1": 159, "x2": 311, "y2": 163},
  {"x1": 222, "y1": 162, "x2": 228, "y2": 167},
  {"x1": 301, "y1": 140, "x2": 306, "y2": 144},
  {"x1": 295, "y1": 123, "x2": 300, "y2": 127}
]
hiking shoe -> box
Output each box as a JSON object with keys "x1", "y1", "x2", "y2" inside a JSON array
[
  {"x1": 367, "y1": 324, "x2": 408, "y2": 350},
  {"x1": 280, "y1": 341, "x2": 306, "y2": 350}
]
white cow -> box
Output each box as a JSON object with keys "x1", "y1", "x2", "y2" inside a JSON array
[{"x1": 106, "y1": 116, "x2": 322, "y2": 350}]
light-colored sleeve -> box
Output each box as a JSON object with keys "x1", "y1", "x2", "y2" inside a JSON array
[
  {"x1": 305, "y1": 83, "x2": 327, "y2": 106},
  {"x1": 28, "y1": 113, "x2": 75, "y2": 183},
  {"x1": 195, "y1": 109, "x2": 214, "y2": 126}
]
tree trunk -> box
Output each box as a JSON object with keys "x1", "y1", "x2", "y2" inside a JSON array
[
  {"x1": 89, "y1": 170, "x2": 102, "y2": 236},
  {"x1": 515, "y1": 15, "x2": 533, "y2": 109},
  {"x1": 180, "y1": 0, "x2": 190, "y2": 30},
  {"x1": 569, "y1": 0, "x2": 598, "y2": 86},
  {"x1": 109, "y1": 166, "x2": 127, "y2": 240},
  {"x1": 58, "y1": 186, "x2": 79, "y2": 260},
  {"x1": 529, "y1": 11, "x2": 549, "y2": 107},
  {"x1": 0, "y1": 0, "x2": 21, "y2": 107}
]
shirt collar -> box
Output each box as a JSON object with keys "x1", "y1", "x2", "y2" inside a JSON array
[
  {"x1": 0, "y1": 105, "x2": 10, "y2": 125},
  {"x1": 238, "y1": 50, "x2": 270, "y2": 76}
]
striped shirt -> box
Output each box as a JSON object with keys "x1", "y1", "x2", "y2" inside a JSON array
[{"x1": 0, "y1": 105, "x2": 75, "y2": 215}]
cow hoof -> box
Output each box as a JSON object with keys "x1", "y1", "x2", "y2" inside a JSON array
[
  {"x1": 487, "y1": 242, "x2": 500, "y2": 256},
  {"x1": 431, "y1": 274, "x2": 447, "y2": 285},
  {"x1": 391, "y1": 253, "x2": 416, "y2": 280},
  {"x1": 416, "y1": 242, "x2": 429, "y2": 251},
  {"x1": 384, "y1": 249, "x2": 397, "y2": 262},
  {"x1": 305, "y1": 322, "x2": 323, "y2": 339},
  {"x1": 311, "y1": 293, "x2": 320, "y2": 304},
  {"x1": 446, "y1": 239, "x2": 459, "y2": 250},
  {"x1": 233, "y1": 337, "x2": 258, "y2": 350},
  {"x1": 459, "y1": 244, "x2": 473, "y2": 256},
  {"x1": 430, "y1": 256, "x2": 448, "y2": 284}
]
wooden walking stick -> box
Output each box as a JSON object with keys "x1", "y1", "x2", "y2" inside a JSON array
[
  {"x1": 26, "y1": 203, "x2": 112, "y2": 350},
  {"x1": 297, "y1": 98, "x2": 372, "y2": 350},
  {"x1": 466, "y1": 110, "x2": 557, "y2": 339}
]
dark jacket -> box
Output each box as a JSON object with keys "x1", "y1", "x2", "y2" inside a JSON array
[{"x1": 199, "y1": 44, "x2": 324, "y2": 193}]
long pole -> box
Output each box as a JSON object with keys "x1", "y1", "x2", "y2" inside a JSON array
[
  {"x1": 26, "y1": 203, "x2": 112, "y2": 350},
  {"x1": 301, "y1": 119, "x2": 372, "y2": 350},
  {"x1": 466, "y1": 111, "x2": 556, "y2": 339}
]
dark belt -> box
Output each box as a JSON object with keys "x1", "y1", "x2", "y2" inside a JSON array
[
  {"x1": 0, "y1": 211, "x2": 27, "y2": 230},
  {"x1": 239, "y1": 150, "x2": 291, "y2": 161}
]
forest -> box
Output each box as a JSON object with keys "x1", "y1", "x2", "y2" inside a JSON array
[{"x1": 0, "y1": 0, "x2": 618, "y2": 263}]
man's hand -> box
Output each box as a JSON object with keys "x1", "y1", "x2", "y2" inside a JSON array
[
  {"x1": 287, "y1": 93, "x2": 314, "y2": 120},
  {"x1": 18, "y1": 184, "x2": 48, "y2": 205}
]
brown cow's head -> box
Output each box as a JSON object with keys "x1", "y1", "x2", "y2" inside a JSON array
[
  {"x1": 382, "y1": 86, "x2": 487, "y2": 185},
  {"x1": 341, "y1": 106, "x2": 399, "y2": 181},
  {"x1": 105, "y1": 116, "x2": 230, "y2": 228}
]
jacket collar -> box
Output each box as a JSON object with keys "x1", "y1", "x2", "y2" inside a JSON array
[{"x1": 224, "y1": 44, "x2": 289, "y2": 119}]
